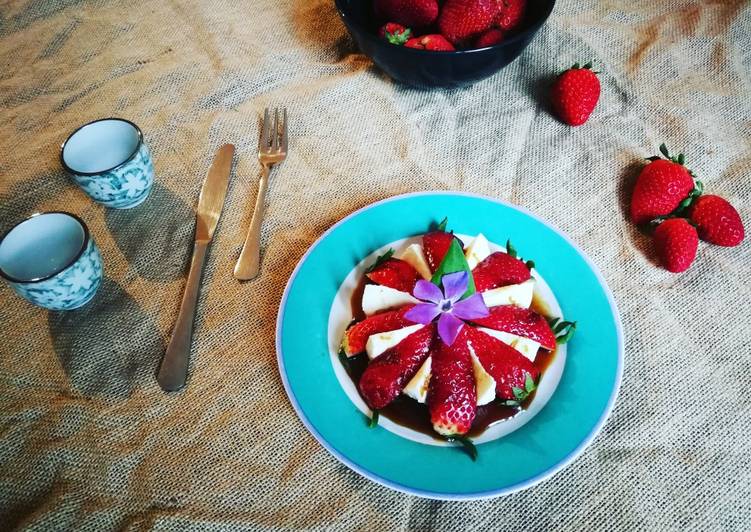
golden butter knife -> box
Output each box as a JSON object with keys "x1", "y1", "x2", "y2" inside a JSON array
[{"x1": 157, "y1": 144, "x2": 235, "y2": 392}]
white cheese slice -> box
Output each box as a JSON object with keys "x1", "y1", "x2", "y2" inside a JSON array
[
  {"x1": 361, "y1": 284, "x2": 419, "y2": 316},
  {"x1": 481, "y1": 278, "x2": 535, "y2": 308},
  {"x1": 365, "y1": 324, "x2": 424, "y2": 360},
  {"x1": 464, "y1": 233, "x2": 492, "y2": 270},
  {"x1": 396, "y1": 243, "x2": 432, "y2": 280},
  {"x1": 467, "y1": 344, "x2": 496, "y2": 406},
  {"x1": 477, "y1": 327, "x2": 541, "y2": 362},
  {"x1": 403, "y1": 356, "x2": 431, "y2": 403}
]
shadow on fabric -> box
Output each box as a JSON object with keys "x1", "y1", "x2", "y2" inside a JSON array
[{"x1": 48, "y1": 277, "x2": 163, "y2": 399}]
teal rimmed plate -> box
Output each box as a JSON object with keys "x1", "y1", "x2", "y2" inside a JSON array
[{"x1": 276, "y1": 192, "x2": 623, "y2": 500}]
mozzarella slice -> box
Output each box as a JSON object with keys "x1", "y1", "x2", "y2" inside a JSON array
[
  {"x1": 468, "y1": 344, "x2": 496, "y2": 405},
  {"x1": 465, "y1": 233, "x2": 491, "y2": 270},
  {"x1": 477, "y1": 327, "x2": 541, "y2": 362},
  {"x1": 365, "y1": 324, "x2": 424, "y2": 360},
  {"x1": 403, "y1": 356, "x2": 431, "y2": 403},
  {"x1": 481, "y1": 278, "x2": 535, "y2": 308},
  {"x1": 396, "y1": 244, "x2": 432, "y2": 280},
  {"x1": 361, "y1": 284, "x2": 419, "y2": 316}
]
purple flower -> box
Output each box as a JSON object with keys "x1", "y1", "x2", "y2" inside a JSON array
[{"x1": 404, "y1": 271, "x2": 489, "y2": 346}]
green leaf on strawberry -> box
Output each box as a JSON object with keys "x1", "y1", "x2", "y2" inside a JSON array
[
  {"x1": 365, "y1": 248, "x2": 395, "y2": 273},
  {"x1": 445, "y1": 435, "x2": 477, "y2": 461},
  {"x1": 506, "y1": 239, "x2": 535, "y2": 271},
  {"x1": 367, "y1": 410, "x2": 379, "y2": 428},
  {"x1": 436, "y1": 216, "x2": 448, "y2": 232},
  {"x1": 431, "y1": 239, "x2": 476, "y2": 298}
]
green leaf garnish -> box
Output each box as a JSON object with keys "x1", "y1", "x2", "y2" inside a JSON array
[
  {"x1": 338, "y1": 349, "x2": 350, "y2": 368},
  {"x1": 436, "y1": 217, "x2": 448, "y2": 232},
  {"x1": 546, "y1": 316, "x2": 560, "y2": 328},
  {"x1": 512, "y1": 387, "x2": 525, "y2": 400},
  {"x1": 365, "y1": 248, "x2": 394, "y2": 273},
  {"x1": 525, "y1": 372, "x2": 537, "y2": 394},
  {"x1": 431, "y1": 239, "x2": 476, "y2": 298},
  {"x1": 446, "y1": 435, "x2": 477, "y2": 461},
  {"x1": 506, "y1": 239, "x2": 517, "y2": 258},
  {"x1": 556, "y1": 321, "x2": 577, "y2": 344},
  {"x1": 367, "y1": 411, "x2": 379, "y2": 428}
]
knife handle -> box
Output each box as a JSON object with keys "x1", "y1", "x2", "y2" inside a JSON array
[
  {"x1": 234, "y1": 164, "x2": 269, "y2": 280},
  {"x1": 158, "y1": 240, "x2": 209, "y2": 391}
]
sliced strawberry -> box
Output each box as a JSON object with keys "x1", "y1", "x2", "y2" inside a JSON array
[
  {"x1": 472, "y1": 252, "x2": 531, "y2": 292},
  {"x1": 471, "y1": 305, "x2": 556, "y2": 350},
  {"x1": 359, "y1": 324, "x2": 434, "y2": 410},
  {"x1": 342, "y1": 306, "x2": 414, "y2": 356},
  {"x1": 366, "y1": 258, "x2": 421, "y2": 292},
  {"x1": 466, "y1": 327, "x2": 540, "y2": 401},
  {"x1": 423, "y1": 230, "x2": 455, "y2": 272},
  {"x1": 427, "y1": 327, "x2": 477, "y2": 436}
]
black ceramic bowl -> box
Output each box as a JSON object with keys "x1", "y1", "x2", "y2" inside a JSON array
[{"x1": 335, "y1": 0, "x2": 556, "y2": 88}]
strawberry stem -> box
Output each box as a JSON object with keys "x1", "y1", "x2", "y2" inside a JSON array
[{"x1": 367, "y1": 410, "x2": 379, "y2": 428}]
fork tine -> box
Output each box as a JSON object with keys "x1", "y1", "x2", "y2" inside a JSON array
[
  {"x1": 281, "y1": 108, "x2": 288, "y2": 152},
  {"x1": 260, "y1": 108, "x2": 271, "y2": 151},
  {"x1": 271, "y1": 108, "x2": 280, "y2": 151}
]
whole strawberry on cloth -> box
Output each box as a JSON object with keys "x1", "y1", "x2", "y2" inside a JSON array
[
  {"x1": 652, "y1": 218, "x2": 699, "y2": 273},
  {"x1": 630, "y1": 144, "x2": 702, "y2": 225},
  {"x1": 689, "y1": 195, "x2": 744, "y2": 247},
  {"x1": 551, "y1": 62, "x2": 601, "y2": 126}
]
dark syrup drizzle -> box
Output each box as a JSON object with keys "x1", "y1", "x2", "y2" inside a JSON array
[{"x1": 343, "y1": 278, "x2": 558, "y2": 439}]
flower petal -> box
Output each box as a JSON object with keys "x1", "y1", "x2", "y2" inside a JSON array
[
  {"x1": 438, "y1": 312, "x2": 465, "y2": 346},
  {"x1": 441, "y1": 271, "x2": 469, "y2": 302},
  {"x1": 405, "y1": 303, "x2": 441, "y2": 324},
  {"x1": 413, "y1": 279, "x2": 443, "y2": 304},
  {"x1": 452, "y1": 293, "x2": 490, "y2": 320}
]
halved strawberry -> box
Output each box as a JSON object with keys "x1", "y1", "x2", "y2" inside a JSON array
[
  {"x1": 472, "y1": 252, "x2": 531, "y2": 292},
  {"x1": 466, "y1": 327, "x2": 540, "y2": 401},
  {"x1": 359, "y1": 324, "x2": 435, "y2": 410},
  {"x1": 342, "y1": 306, "x2": 414, "y2": 356},
  {"x1": 423, "y1": 230, "x2": 456, "y2": 272},
  {"x1": 366, "y1": 258, "x2": 421, "y2": 292},
  {"x1": 427, "y1": 327, "x2": 477, "y2": 436},
  {"x1": 471, "y1": 305, "x2": 556, "y2": 350}
]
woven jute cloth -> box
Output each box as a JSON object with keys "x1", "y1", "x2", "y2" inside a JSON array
[{"x1": 1, "y1": 0, "x2": 750, "y2": 530}]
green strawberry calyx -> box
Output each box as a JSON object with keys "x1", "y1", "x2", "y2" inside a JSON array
[
  {"x1": 385, "y1": 27, "x2": 411, "y2": 46},
  {"x1": 646, "y1": 143, "x2": 704, "y2": 222},
  {"x1": 501, "y1": 372, "x2": 538, "y2": 407},
  {"x1": 506, "y1": 239, "x2": 535, "y2": 271},
  {"x1": 365, "y1": 248, "x2": 395, "y2": 273},
  {"x1": 548, "y1": 317, "x2": 577, "y2": 344}
]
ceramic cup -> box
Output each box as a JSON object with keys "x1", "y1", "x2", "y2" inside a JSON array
[
  {"x1": 60, "y1": 118, "x2": 155, "y2": 209},
  {"x1": 0, "y1": 212, "x2": 103, "y2": 310}
]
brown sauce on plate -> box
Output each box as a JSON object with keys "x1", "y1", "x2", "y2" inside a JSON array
[{"x1": 344, "y1": 277, "x2": 558, "y2": 439}]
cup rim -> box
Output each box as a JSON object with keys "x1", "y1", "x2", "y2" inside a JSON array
[
  {"x1": 0, "y1": 211, "x2": 91, "y2": 284},
  {"x1": 334, "y1": 0, "x2": 557, "y2": 55},
  {"x1": 60, "y1": 117, "x2": 144, "y2": 176}
]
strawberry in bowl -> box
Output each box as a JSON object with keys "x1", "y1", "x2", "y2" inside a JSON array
[
  {"x1": 335, "y1": 0, "x2": 557, "y2": 87},
  {"x1": 333, "y1": 218, "x2": 575, "y2": 459}
]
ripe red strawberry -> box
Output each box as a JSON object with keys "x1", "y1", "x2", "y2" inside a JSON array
[
  {"x1": 689, "y1": 195, "x2": 745, "y2": 247},
  {"x1": 471, "y1": 305, "x2": 557, "y2": 350},
  {"x1": 428, "y1": 327, "x2": 476, "y2": 436},
  {"x1": 472, "y1": 252, "x2": 531, "y2": 292},
  {"x1": 423, "y1": 230, "x2": 457, "y2": 272},
  {"x1": 475, "y1": 28, "x2": 504, "y2": 47},
  {"x1": 653, "y1": 218, "x2": 698, "y2": 273},
  {"x1": 550, "y1": 62, "x2": 600, "y2": 126},
  {"x1": 359, "y1": 324, "x2": 434, "y2": 410},
  {"x1": 342, "y1": 306, "x2": 414, "y2": 356},
  {"x1": 496, "y1": 0, "x2": 526, "y2": 31},
  {"x1": 466, "y1": 327, "x2": 540, "y2": 401},
  {"x1": 374, "y1": 0, "x2": 439, "y2": 28},
  {"x1": 630, "y1": 145, "x2": 697, "y2": 224},
  {"x1": 438, "y1": 0, "x2": 501, "y2": 45},
  {"x1": 366, "y1": 258, "x2": 421, "y2": 292},
  {"x1": 405, "y1": 34, "x2": 456, "y2": 51},
  {"x1": 378, "y1": 22, "x2": 412, "y2": 45}
]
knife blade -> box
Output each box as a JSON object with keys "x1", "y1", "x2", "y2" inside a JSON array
[
  {"x1": 196, "y1": 143, "x2": 234, "y2": 242},
  {"x1": 157, "y1": 144, "x2": 235, "y2": 392}
]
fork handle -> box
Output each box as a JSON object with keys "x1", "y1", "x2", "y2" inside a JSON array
[{"x1": 234, "y1": 164, "x2": 269, "y2": 280}]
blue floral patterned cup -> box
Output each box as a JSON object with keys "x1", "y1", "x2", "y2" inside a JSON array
[
  {"x1": 61, "y1": 118, "x2": 154, "y2": 209},
  {"x1": 0, "y1": 212, "x2": 103, "y2": 310}
]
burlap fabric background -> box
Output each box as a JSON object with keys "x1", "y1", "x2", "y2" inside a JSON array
[{"x1": 1, "y1": 0, "x2": 750, "y2": 530}]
